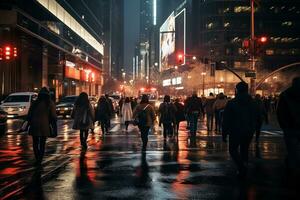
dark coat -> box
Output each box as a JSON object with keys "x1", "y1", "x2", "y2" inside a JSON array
[
  {"x1": 158, "y1": 102, "x2": 176, "y2": 124},
  {"x1": 174, "y1": 102, "x2": 185, "y2": 122},
  {"x1": 72, "y1": 103, "x2": 95, "y2": 130},
  {"x1": 28, "y1": 100, "x2": 57, "y2": 137},
  {"x1": 277, "y1": 85, "x2": 300, "y2": 137},
  {"x1": 133, "y1": 103, "x2": 156, "y2": 127},
  {"x1": 96, "y1": 101, "x2": 111, "y2": 121},
  {"x1": 222, "y1": 93, "x2": 259, "y2": 139},
  {"x1": 185, "y1": 96, "x2": 204, "y2": 114}
]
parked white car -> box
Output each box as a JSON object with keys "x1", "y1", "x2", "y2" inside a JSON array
[{"x1": 0, "y1": 92, "x2": 38, "y2": 118}]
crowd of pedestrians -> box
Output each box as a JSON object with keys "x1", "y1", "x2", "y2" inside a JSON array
[{"x1": 24, "y1": 77, "x2": 300, "y2": 179}]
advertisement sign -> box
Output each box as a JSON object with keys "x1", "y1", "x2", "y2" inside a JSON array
[
  {"x1": 65, "y1": 66, "x2": 80, "y2": 80},
  {"x1": 159, "y1": 12, "x2": 175, "y2": 71}
]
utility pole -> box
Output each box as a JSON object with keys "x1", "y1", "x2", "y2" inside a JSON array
[{"x1": 250, "y1": 0, "x2": 256, "y2": 95}]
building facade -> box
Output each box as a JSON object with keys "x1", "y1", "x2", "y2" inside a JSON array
[{"x1": 0, "y1": 0, "x2": 107, "y2": 99}]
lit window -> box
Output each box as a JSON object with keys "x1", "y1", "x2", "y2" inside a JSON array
[
  {"x1": 234, "y1": 6, "x2": 251, "y2": 13},
  {"x1": 282, "y1": 21, "x2": 293, "y2": 26},
  {"x1": 223, "y1": 8, "x2": 230, "y2": 13},
  {"x1": 224, "y1": 22, "x2": 230, "y2": 27},
  {"x1": 266, "y1": 49, "x2": 274, "y2": 55},
  {"x1": 207, "y1": 23, "x2": 214, "y2": 29}
]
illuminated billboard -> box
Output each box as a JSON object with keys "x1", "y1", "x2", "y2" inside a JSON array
[{"x1": 159, "y1": 12, "x2": 175, "y2": 71}]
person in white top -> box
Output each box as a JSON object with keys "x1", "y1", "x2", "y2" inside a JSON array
[{"x1": 121, "y1": 97, "x2": 133, "y2": 131}]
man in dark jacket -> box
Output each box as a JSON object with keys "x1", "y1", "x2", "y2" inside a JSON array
[
  {"x1": 277, "y1": 77, "x2": 300, "y2": 172},
  {"x1": 222, "y1": 82, "x2": 259, "y2": 178},
  {"x1": 185, "y1": 93, "x2": 204, "y2": 137},
  {"x1": 159, "y1": 95, "x2": 176, "y2": 139},
  {"x1": 105, "y1": 94, "x2": 114, "y2": 129}
]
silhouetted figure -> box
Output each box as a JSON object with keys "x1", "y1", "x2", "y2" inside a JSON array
[
  {"x1": 133, "y1": 95, "x2": 156, "y2": 151},
  {"x1": 72, "y1": 92, "x2": 95, "y2": 150},
  {"x1": 254, "y1": 94, "x2": 267, "y2": 143},
  {"x1": 174, "y1": 98, "x2": 185, "y2": 136},
  {"x1": 27, "y1": 87, "x2": 57, "y2": 165},
  {"x1": 223, "y1": 82, "x2": 259, "y2": 178},
  {"x1": 213, "y1": 93, "x2": 228, "y2": 133},
  {"x1": 185, "y1": 92, "x2": 204, "y2": 137},
  {"x1": 95, "y1": 96, "x2": 111, "y2": 135},
  {"x1": 204, "y1": 92, "x2": 216, "y2": 131},
  {"x1": 277, "y1": 77, "x2": 300, "y2": 173},
  {"x1": 159, "y1": 95, "x2": 176, "y2": 139},
  {"x1": 105, "y1": 94, "x2": 114, "y2": 128},
  {"x1": 121, "y1": 97, "x2": 133, "y2": 131}
]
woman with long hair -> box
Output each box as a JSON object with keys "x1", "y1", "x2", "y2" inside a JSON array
[
  {"x1": 95, "y1": 96, "x2": 111, "y2": 135},
  {"x1": 72, "y1": 92, "x2": 94, "y2": 149},
  {"x1": 27, "y1": 87, "x2": 57, "y2": 165},
  {"x1": 121, "y1": 97, "x2": 133, "y2": 131}
]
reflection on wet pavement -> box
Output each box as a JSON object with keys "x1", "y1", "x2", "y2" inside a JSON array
[{"x1": 0, "y1": 118, "x2": 299, "y2": 199}]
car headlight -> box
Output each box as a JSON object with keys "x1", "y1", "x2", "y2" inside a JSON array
[
  {"x1": 64, "y1": 107, "x2": 70, "y2": 110},
  {"x1": 18, "y1": 106, "x2": 26, "y2": 112},
  {"x1": 155, "y1": 102, "x2": 160, "y2": 108}
]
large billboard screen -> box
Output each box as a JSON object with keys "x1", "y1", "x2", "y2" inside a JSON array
[{"x1": 159, "y1": 12, "x2": 175, "y2": 71}]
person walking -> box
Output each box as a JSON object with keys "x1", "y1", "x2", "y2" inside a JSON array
[
  {"x1": 213, "y1": 93, "x2": 228, "y2": 133},
  {"x1": 105, "y1": 94, "x2": 114, "y2": 129},
  {"x1": 121, "y1": 97, "x2": 133, "y2": 132},
  {"x1": 133, "y1": 95, "x2": 156, "y2": 151},
  {"x1": 222, "y1": 82, "x2": 259, "y2": 178},
  {"x1": 95, "y1": 96, "x2": 111, "y2": 135},
  {"x1": 174, "y1": 98, "x2": 185, "y2": 136},
  {"x1": 254, "y1": 94, "x2": 267, "y2": 143},
  {"x1": 72, "y1": 92, "x2": 95, "y2": 150},
  {"x1": 185, "y1": 92, "x2": 204, "y2": 137},
  {"x1": 158, "y1": 95, "x2": 176, "y2": 140},
  {"x1": 204, "y1": 93, "x2": 215, "y2": 131},
  {"x1": 27, "y1": 87, "x2": 57, "y2": 165},
  {"x1": 277, "y1": 77, "x2": 300, "y2": 174}
]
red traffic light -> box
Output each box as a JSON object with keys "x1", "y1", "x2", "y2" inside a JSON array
[
  {"x1": 258, "y1": 36, "x2": 267, "y2": 43},
  {"x1": 177, "y1": 53, "x2": 183, "y2": 64}
]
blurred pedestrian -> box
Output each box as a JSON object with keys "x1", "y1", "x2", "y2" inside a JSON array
[
  {"x1": 185, "y1": 92, "x2": 204, "y2": 137},
  {"x1": 174, "y1": 98, "x2": 185, "y2": 136},
  {"x1": 27, "y1": 87, "x2": 57, "y2": 165},
  {"x1": 121, "y1": 97, "x2": 133, "y2": 132},
  {"x1": 95, "y1": 96, "x2": 111, "y2": 135},
  {"x1": 204, "y1": 92, "x2": 215, "y2": 131},
  {"x1": 254, "y1": 94, "x2": 267, "y2": 143},
  {"x1": 72, "y1": 92, "x2": 95, "y2": 150},
  {"x1": 222, "y1": 82, "x2": 259, "y2": 178},
  {"x1": 105, "y1": 94, "x2": 114, "y2": 128},
  {"x1": 158, "y1": 95, "x2": 176, "y2": 140},
  {"x1": 213, "y1": 93, "x2": 228, "y2": 133},
  {"x1": 277, "y1": 77, "x2": 300, "y2": 174},
  {"x1": 184, "y1": 96, "x2": 192, "y2": 129},
  {"x1": 131, "y1": 97, "x2": 138, "y2": 111},
  {"x1": 133, "y1": 94, "x2": 156, "y2": 151}
]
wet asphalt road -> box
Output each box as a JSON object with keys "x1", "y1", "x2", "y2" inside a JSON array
[{"x1": 0, "y1": 116, "x2": 299, "y2": 200}]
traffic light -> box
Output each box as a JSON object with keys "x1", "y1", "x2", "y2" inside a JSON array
[
  {"x1": 256, "y1": 36, "x2": 268, "y2": 55},
  {"x1": 177, "y1": 53, "x2": 183, "y2": 65},
  {"x1": 0, "y1": 45, "x2": 18, "y2": 61}
]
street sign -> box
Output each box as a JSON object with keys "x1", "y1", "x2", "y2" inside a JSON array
[{"x1": 245, "y1": 71, "x2": 256, "y2": 78}]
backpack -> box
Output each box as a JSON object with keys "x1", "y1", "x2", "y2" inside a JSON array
[{"x1": 136, "y1": 104, "x2": 149, "y2": 126}]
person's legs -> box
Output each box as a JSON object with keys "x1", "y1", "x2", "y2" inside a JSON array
[
  {"x1": 80, "y1": 130, "x2": 88, "y2": 148},
  {"x1": 229, "y1": 136, "x2": 244, "y2": 172},
  {"x1": 100, "y1": 120, "x2": 105, "y2": 134},
  {"x1": 125, "y1": 121, "x2": 129, "y2": 131},
  {"x1": 190, "y1": 113, "x2": 198, "y2": 136},
  {"x1": 32, "y1": 136, "x2": 40, "y2": 162},
  {"x1": 215, "y1": 111, "x2": 219, "y2": 131},
  {"x1": 140, "y1": 126, "x2": 150, "y2": 150},
  {"x1": 218, "y1": 111, "x2": 224, "y2": 132},
  {"x1": 39, "y1": 137, "x2": 47, "y2": 162},
  {"x1": 163, "y1": 123, "x2": 167, "y2": 139},
  {"x1": 207, "y1": 114, "x2": 212, "y2": 131}
]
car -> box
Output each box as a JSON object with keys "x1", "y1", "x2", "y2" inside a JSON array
[
  {"x1": 0, "y1": 108, "x2": 7, "y2": 135},
  {"x1": 0, "y1": 92, "x2": 38, "y2": 118},
  {"x1": 56, "y1": 95, "x2": 78, "y2": 118}
]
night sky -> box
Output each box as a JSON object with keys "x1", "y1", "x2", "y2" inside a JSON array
[{"x1": 124, "y1": 0, "x2": 140, "y2": 75}]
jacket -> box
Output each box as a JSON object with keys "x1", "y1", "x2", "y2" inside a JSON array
[
  {"x1": 133, "y1": 103, "x2": 156, "y2": 127},
  {"x1": 222, "y1": 93, "x2": 259, "y2": 138},
  {"x1": 174, "y1": 102, "x2": 185, "y2": 122},
  {"x1": 213, "y1": 98, "x2": 228, "y2": 111},
  {"x1": 121, "y1": 102, "x2": 133, "y2": 122},
  {"x1": 277, "y1": 85, "x2": 300, "y2": 136},
  {"x1": 28, "y1": 100, "x2": 57, "y2": 137},
  {"x1": 158, "y1": 102, "x2": 176, "y2": 124},
  {"x1": 96, "y1": 101, "x2": 110, "y2": 121},
  {"x1": 72, "y1": 103, "x2": 95, "y2": 130},
  {"x1": 185, "y1": 96, "x2": 204, "y2": 114},
  {"x1": 204, "y1": 96, "x2": 216, "y2": 114}
]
